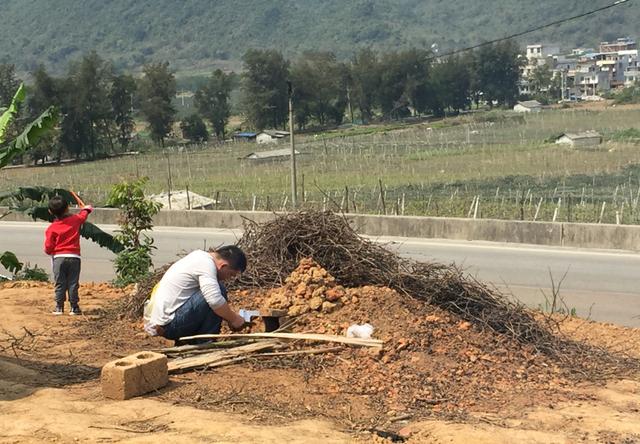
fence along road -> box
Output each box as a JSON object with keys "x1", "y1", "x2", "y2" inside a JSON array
[{"x1": 1, "y1": 221, "x2": 640, "y2": 328}]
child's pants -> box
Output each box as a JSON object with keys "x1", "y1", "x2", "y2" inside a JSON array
[{"x1": 52, "y1": 257, "x2": 81, "y2": 305}]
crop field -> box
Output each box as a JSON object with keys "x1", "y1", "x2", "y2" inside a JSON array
[{"x1": 2, "y1": 104, "x2": 640, "y2": 224}]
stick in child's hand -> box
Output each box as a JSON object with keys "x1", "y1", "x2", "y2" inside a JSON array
[{"x1": 69, "y1": 190, "x2": 86, "y2": 208}]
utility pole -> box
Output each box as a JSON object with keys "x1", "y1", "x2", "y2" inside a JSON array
[{"x1": 288, "y1": 81, "x2": 297, "y2": 209}]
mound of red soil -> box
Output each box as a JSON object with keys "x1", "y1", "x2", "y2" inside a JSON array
[{"x1": 224, "y1": 259, "x2": 574, "y2": 424}]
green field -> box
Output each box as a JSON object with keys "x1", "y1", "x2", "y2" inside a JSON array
[{"x1": 3, "y1": 105, "x2": 640, "y2": 224}]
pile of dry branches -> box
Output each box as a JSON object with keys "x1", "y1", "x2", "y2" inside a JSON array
[
  {"x1": 115, "y1": 211, "x2": 638, "y2": 377},
  {"x1": 235, "y1": 211, "x2": 557, "y2": 347}
]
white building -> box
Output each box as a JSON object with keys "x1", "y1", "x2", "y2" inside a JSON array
[
  {"x1": 520, "y1": 44, "x2": 561, "y2": 95},
  {"x1": 571, "y1": 64, "x2": 610, "y2": 96},
  {"x1": 526, "y1": 44, "x2": 561, "y2": 61},
  {"x1": 600, "y1": 38, "x2": 637, "y2": 53},
  {"x1": 595, "y1": 50, "x2": 637, "y2": 88},
  {"x1": 624, "y1": 60, "x2": 640, "y2": 86}
]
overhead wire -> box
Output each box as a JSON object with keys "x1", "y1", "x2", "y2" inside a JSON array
[{"x1": 430, "y1": 0, "x2": 634, "y2": 59}]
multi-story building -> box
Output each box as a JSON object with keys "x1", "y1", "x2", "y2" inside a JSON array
[
  {"x1": 599, "y1": 37, "x2": 637, "y2": 53},
  {"x1": 519, "y1": 38, "x2": 637, "y2": 98},
  {"x1": 520, "y1": 44, "x2": 561, "y2": 95},
  {"x1": 624, "y1": 60, "x2": 640, "y2": 86},
  {"x1": 571, "y1": 64, "x2": 611, "y2": 96}
]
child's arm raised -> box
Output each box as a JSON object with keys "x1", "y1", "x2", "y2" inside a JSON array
[{"x1": 70, "y1": 191, "x2": 93, "y2": 222}]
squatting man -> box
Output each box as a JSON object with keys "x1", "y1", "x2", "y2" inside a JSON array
[{"x1": 144, "y1": 246, "x2": 249, "y2": 344}]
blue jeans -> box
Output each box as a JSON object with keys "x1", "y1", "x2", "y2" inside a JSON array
[{"x1": 162, "y1": 284, "x2": 228, "y2": 344}]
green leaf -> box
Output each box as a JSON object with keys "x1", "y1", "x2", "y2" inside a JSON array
[
  {"x1": 0, "y1": 251, "x2": 23, "y2": 274},
  {"x1": 0, "y1": 186, "x2": 78, "y2": 205},
  {"x1": 23, "y1": 205, "x2": 124, "y2": 253},
  {"x1": 0, "y1": 84, "x2": 26, "y2": 144},
  {"x1": 80, "y1": 222, "x2": 125, "y2": 253},
  {"x1": 0, "y1": 106, "x2": 59, "y2": 169},
  {"x1": 0, "y1": 187, "x2": 125, "y2": 254}
]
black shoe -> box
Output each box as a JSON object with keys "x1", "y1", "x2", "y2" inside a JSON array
[
  {"x1": 52, "y1": 305, "x2": 64, "y2": 315},
  {"x1": 69, "y1": 305, "x2": 82, "y2": 316}
]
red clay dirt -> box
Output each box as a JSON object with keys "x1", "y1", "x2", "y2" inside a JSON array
[{"x1": 1, "y1": 265, "x2": 640, "y2": 443}]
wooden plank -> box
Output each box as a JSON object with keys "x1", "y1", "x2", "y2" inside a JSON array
[
  {"x1": 168, "y1": 340, "x2": 280, "y2": 372},
  {"x1": 178, "y1": 332, "x2": 383, "y2": 348},
  {"x1": 154, "y1": 339, "x2": 256, "y2": 354},
  {"x1": 257, "y1": 346, "x2": 342, "y2": 357}
]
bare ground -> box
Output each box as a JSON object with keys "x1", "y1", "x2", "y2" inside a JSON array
[{"x1": 1, "y1": 281, "x2": 640, "y2": 443}]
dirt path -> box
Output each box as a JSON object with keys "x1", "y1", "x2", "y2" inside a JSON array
[{"x1": 1, "y1": 282, "x2": 640, "y2": 443}]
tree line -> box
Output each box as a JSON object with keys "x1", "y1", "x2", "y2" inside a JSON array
[
  {"x1": 0, "y1": 54, "x2": 178, "y2": 163},
  {"x1": 0, "y1": 41, "x2": 525, "y2": 163},
  {"x1": 242, "y1": 40, "x2": 524, "y2": 131}
]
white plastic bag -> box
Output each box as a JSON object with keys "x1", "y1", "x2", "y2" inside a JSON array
[{"x1": 346, "y1": 323, "x2": 374, "y2": 339}]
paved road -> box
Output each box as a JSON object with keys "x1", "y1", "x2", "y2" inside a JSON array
[{"x1": 2, "y1": 221, "x2": 640, "y2": 327}]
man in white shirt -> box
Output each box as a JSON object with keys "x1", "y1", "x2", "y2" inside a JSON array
[{"x1": 144, "y1": 245, "x2": 248, "y2": 344}]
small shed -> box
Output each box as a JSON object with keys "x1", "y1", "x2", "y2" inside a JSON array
[
  {"x1": 555, "y1": 131, "x2": 602, "y2": 148},
  {"x1": 513, "y1": 100, "x2": 542, "y2": 113},
  {"x1": 233, "y1": 132, "x2": 257, "y2": 142},
  {"x1": 243, "y1": 148, "x2": 301, "y2": 162},
  {"x1": 257, "y1": 130, "x2": 290, "y2": 144}
]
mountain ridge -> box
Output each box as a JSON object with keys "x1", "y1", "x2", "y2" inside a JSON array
[{"x1": 1, "y1": 0, "x2": 637, "y2": 74}]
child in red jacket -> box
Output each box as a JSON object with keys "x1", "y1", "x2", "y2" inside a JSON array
[{"x1": 44, "y1": 196, "x2": 93, "y2": 315}]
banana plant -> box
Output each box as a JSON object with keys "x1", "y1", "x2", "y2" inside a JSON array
[
  {"x1": 1, "y1": 85, "x2": 123, "y2": 254},
  {"x1": 0, "y1": 251, "x2": 22, "y2": 273},
  {"x1": 0, "y1": 187, "x2": 124, "y2": 253},
  {"x1": 0, "y1": 83, "x2": 59, "y2": 169}
]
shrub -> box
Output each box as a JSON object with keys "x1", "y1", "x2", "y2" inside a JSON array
[
  {"x1": 107, "y1": 178, "x2": 161, "y2": 286},
  {"x1": 15, "y1": 263, "x2": 49, "y2": 281}
]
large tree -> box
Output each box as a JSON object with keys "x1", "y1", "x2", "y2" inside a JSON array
[
  {"x1": 529, "y1": 63, "x2": 553, "y2": 95},
  {"x1": 241, "y1": 49, "x2": 289, "y2": 130},
  {"x1": 290, "y1": 51, "x2": 348, "y2": 127},
  {"x1": 139, "y1": 62, "x2": 176, "y2": 146},
  {"x1": 27, "y1": 65, "x2": 65, "y2": 162},
  {"x1": 180, "y1": 113, "x2": 208, "y2": 143},
  {"x1": 110, "y1": 74, "x2": 137, "y2": 151},
  {"x1": 349, "y1": 48, "x2": 380, "y2": 123},
  {"x1": 377, "y1": 48, "x2": 432, "y2": 118},
  {"x1": 473, "y1": 40, "x2": 523, "y2": 107},
  {"x1": 59, "y1": 52, "x2": 114, "y2": 159},
  {"x1": 194, "y1": 69, "x2": 232, "y2": 139},
  {"x1": 430, "y1": 55, "x2": 471, "y2": 114}
]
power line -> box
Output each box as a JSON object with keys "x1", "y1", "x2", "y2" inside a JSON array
[{"x1": 432, "y1": 0, "x2": 634, "y2": 59}]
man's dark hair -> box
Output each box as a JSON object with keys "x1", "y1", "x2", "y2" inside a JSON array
[
  {"x1": 214, "y1": 245, "x2": 247, "y2": 272},
  {"x1": 48, "y1": 196, "x2": 69, "y2": 218}
]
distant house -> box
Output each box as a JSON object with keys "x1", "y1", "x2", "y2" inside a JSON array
[
  {"x1": 243, "y1": 148, "x2": 301, "y2": 162},
  {"x1": 513, "y1": 100, "x2": 542, "y2": 113},
  {"x1": 233, "y1": 132, "x2": 257, "y2": 142},
  {"x1": 555, "y1": 131, "x2": 602, "y2": 148},
  {"x1": 257, "y1": 130, "x2": 290, "y2": 144}
]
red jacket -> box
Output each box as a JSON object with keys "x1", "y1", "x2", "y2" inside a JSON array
[{"x1": 44, "y1": 207, "x2": 93, "y2": 256}]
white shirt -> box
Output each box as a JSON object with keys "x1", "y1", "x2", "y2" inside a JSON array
[{"x1": 144, "y1": 250, "x2": 227, "y2": 334}]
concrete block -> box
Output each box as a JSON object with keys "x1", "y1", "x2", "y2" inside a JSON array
[{"x1": 101, "y1": 351, "x2": 168, "y2": 400}]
